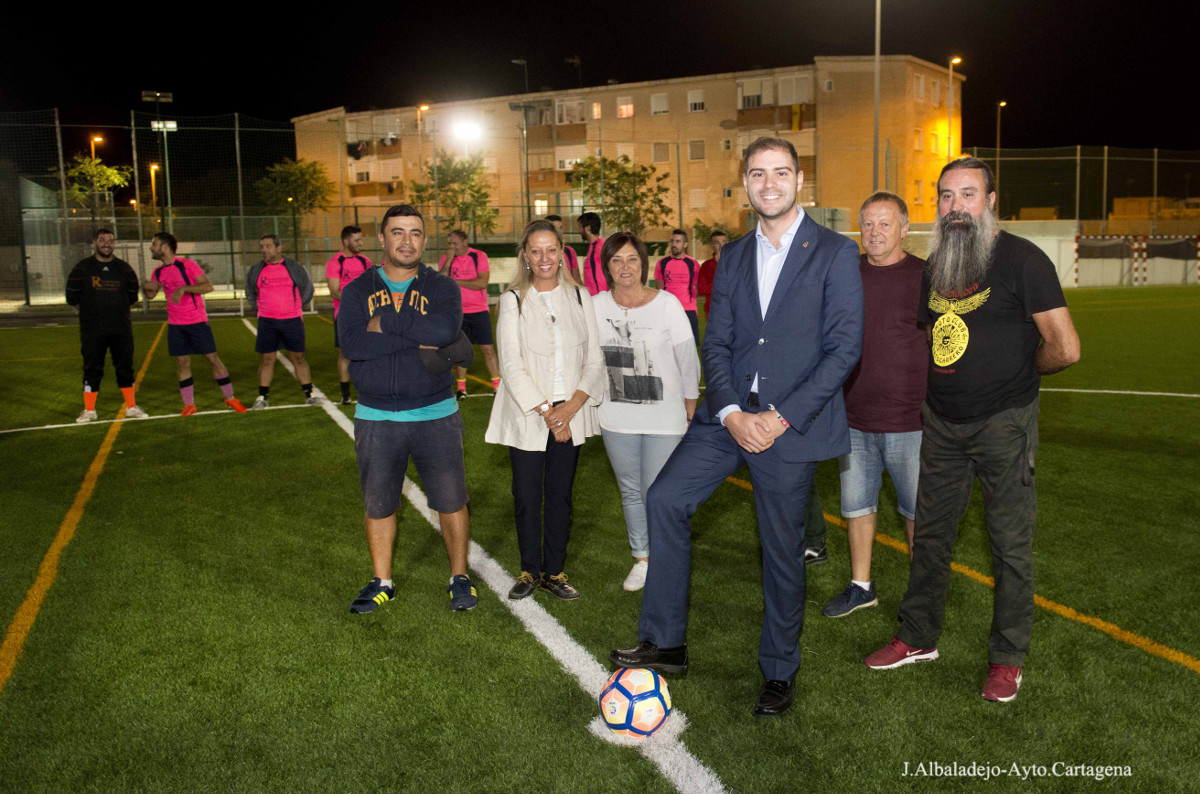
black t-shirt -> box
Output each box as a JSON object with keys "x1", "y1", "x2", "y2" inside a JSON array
[
  {"x1": 65, "y1": 256, "x2": 140, "y2": 335},
  {"x1": 918, "y1": 231, "x2": 1067, "y2": 423}
]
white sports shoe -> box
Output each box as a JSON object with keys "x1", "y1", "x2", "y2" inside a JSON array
[
  {"x1": 125, "y1": 405, "x2": 149, "y2": 419},
  {"x1": 622, "y1": 560, "x2": 649, "y2": 592},
  {"x1": 248, "y1": 396, "x2": 269, "y2": 411},
  {"x1": 304, "y1": 395, "x2": 324, "y2": 406},
  {"x1": 75, "y1": 409, "x2": 98, "y2": 424}
]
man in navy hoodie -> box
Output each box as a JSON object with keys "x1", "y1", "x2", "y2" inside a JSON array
[{"x1": 337, "y1": 205, "x2": 479, "y2": 613}]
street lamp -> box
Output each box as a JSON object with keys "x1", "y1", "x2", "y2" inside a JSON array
[
  {"x1": 90, "y1": 136, "x2": 104, "y2": 161},
  {"x1": 996, "y1": 101, "x2": 1007, "y2": 216},
  {"x1": 511, "y1": 58, "x2": 529, "y2": 93},
  {"x1": 452, "y1": 121, "x2": 483, "y2": 158},
  {"x1": 947, "y1": 56, "x2": 961, "y2": 162}
]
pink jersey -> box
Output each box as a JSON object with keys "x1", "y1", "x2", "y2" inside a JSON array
[
  {"x1": 153, "y1": 258, "x2": 209, "y2": 325},
  {"x1": 583, "y1": 238, "x2": 608, "y2": 295},
  {"x1": 439, "y1": 248, "x2": 490, "y2": 314},
  {"x1": 256, "y1": 262, "x2": 304, "y2": 319},
  {"x1": 325, "y1": 253, "x2": 372, "y2": 317},
  {"x1": 654, "y1": 255, "x2": 700, "y2": 311},
  {"x1": 563, "y1": 245, "x2": 580, "y2": 282}
]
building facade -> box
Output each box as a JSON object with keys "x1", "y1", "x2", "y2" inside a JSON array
[{"x1": 292, "y1": 55, "x2": 963, "y2": 241}]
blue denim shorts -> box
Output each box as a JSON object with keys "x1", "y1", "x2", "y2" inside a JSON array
[
  {"x1": 837, "y1": 428, "x2": 922, "y2": 519},
  {"x1": 354, "y1": 412, "x2": 468, "y2": 517}
]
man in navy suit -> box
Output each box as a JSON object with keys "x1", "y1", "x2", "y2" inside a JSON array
[{"x1": 610, "y1": 137, "x2": 863, "y2": 717}]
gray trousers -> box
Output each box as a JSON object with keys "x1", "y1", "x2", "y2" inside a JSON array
[{"x1": 896, "y1": 397, "x2": 1040, "y2": 667}]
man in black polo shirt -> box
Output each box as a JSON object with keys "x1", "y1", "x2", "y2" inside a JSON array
[{"x1": 865, "y1": 158, "x2": 1081, "y2": 704}]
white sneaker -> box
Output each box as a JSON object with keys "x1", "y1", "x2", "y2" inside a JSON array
[
  {"x1": 248, "y1": 396, "x2": 269, "y2": 411},
  {"x1": 622, "y1": 560, "x2": 649, "y2": 591},
  {"x1": 75, "y1": 409, "x2": 98, "y2": 423},
  {"x1": 304, "y1": 395, "x2": 324, "y2": 406},
  {"x1": 125, "y1": 405, "x2": 149, "y2": 419}
]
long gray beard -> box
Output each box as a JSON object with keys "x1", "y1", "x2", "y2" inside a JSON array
[{"x1": 926, "y1": 210, "x2": 1000, "y2": 296}]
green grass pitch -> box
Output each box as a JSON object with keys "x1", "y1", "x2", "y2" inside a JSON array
[{"x1": 0, "y1": 285, "x2": 1197, "y2": 792}]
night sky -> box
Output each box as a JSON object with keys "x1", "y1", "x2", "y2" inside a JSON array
[{"x1": 2, "y1": 0, "x2": 1190, "y2": 160}]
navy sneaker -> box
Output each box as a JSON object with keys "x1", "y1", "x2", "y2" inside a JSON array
[
  {"x1": 822, "y1": 582, "x2": 879, "y2": 618},
  {"x1": 349, "y1": 578, "x2": 395, "y2": 614},
  {"x1": 448, "y1": 574, "x2": 478, "y2": 611}
]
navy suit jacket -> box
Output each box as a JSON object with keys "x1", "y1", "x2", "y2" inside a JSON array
[{"x1": 696, "y1": 212, "x2": 863, "y2": 463}]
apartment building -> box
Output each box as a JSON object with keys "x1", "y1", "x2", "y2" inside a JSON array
[{"x1": 292, "y1": 55, "x2": 963, "y2": 238}]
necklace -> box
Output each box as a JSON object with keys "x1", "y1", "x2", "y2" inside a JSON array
[{"x1": 613, "y1": 287, "x2": 648, "y2": 316}]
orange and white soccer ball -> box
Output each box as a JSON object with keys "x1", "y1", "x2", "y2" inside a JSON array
[{"x1": 599, "y1": 668, "x2": 672, "y2": 738}]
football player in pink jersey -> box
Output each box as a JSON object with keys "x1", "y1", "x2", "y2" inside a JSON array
[
  {"x1": 438, "y1": 229, "x2": 499, "y2": 397},
  {"x1": 325, "y1": 225, "x2": 372, "y2": 404}
]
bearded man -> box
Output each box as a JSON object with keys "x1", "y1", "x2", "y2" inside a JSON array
[{"x1": 864, "y1": 158, "x2": 1080, "y2": 704}]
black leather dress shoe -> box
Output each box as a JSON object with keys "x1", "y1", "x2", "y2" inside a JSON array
[
  {"x1": 608, "y1": 641, "x2": 688, "y2": 675},
  {"x1": 753, "y1": 678, "x2": 795, "y2": 717}
]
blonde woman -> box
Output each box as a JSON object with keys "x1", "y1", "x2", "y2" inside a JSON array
[{"x1": 485, "y1": 220, "x2": 606, "y2": 600}]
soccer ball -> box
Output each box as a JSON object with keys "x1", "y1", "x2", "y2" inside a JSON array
[{"x1": 599, "y1": 667, "x2": 672, "y2": 738}]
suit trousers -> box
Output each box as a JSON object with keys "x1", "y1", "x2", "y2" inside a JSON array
[
  {"x1": 896, "y1": 398, "x2": 1039, "y2": 666},
  {"x1": 638, "y1": 422, "x2": 817, "y2": 682},
  {"x1": 509, "y1": 429, "x2": 581, "y2": 577}
]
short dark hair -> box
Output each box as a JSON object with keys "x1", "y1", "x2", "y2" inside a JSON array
[
  {"x1": 93, "y1": 228, "x2": 114, "y2": 240},
  {"x1": 153, "y1": 232, "x2": 178, "y2": 252},
  {"x1": 448, "y1": 229, "x2": 468, "y2": 241},
  {"x1": 671, "y1": 229, "x2": 687, "y2": 240},
  {"x1": 578, "y1": 211, "x2": 601, "y2": 235},
  {"x1": 743, "y1": 136, "x2": 800, "y2": 174},
  {"x1": 545, "y1": 214, "x2": 563, "y2": 223},
  {"x1": 340, "y1": 225, "x2": 361, "y2": 240},
  {"x1": 709, "y1": 230, "x2": 728, "y2": 243},
  {"x1": 938, "y1": 157, "x2": 997, "y2": 197},
  {"x1": 600, "y1": 232, "x2": 650, "y2": 287},
  {"x1": 859, "y1": 191, "x2": 910, "y2": 225},
  {"x1": 260, "y1": 233, "x2": 281, "y2": 245},
  {"x1": 381, "y1": 204, "x2": 425, "y2": 232}
]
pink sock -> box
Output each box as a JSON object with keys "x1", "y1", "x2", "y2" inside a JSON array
[
  {"x1": 217, "y1": 380, "x2": 234, "y2": 399},
  {"x1": 180, "y1": 384, "x2": 195, "y2": 405}
]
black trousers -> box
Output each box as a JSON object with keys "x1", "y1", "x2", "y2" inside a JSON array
[
  {"x1": 81, "y1": 330, "x2": 135, "y2": 391},
  {"x1": 509, "y1": 429, "x2": 581, "y2": 577}
]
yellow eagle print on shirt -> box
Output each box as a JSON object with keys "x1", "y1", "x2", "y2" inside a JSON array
[{"x1": 928, "y1": 288, "x2": 991, "y2": 367}]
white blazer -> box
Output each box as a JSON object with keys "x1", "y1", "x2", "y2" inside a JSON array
[{"x1": 485, "y1": 283, "x2": 606, "y2": 451}]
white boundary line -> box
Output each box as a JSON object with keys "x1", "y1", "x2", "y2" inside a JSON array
[
  {"x1": 0, "y1": 404, "x2": 311, "y2": 436},
  {"x1": 240, "y1": 319, "x2": 726, "y2": 794},
  {"x1": 1042, "y1": 387, "x2": 1199, "y2": 398}
]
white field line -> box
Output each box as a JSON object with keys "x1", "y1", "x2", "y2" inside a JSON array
[
  {"x1": 240, "y1": 319, "x2": 727, "y2": 794},
  {"x1": 0, "y1": 404, "x2": 311, "y2": 436},
  {"x1": 1042, "y1": 387, "x2": 1199, "y2": 398}
]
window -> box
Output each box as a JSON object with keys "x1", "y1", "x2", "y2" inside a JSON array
[
  {"x1": 932, "y1": 80, "x2": 941, "y2": 107},
  {"x1": 913, "y1": 128, "x2": 924, "y2": 151},
  {"x1": 617, "y1": 96, "x2": 634, "y2": 118},
  {"x1": 555, "y1": 144, "x2": 588, "y2": 171},
  {"x1": 914, "y1": 74, "x2": 925, "y2": 100},
  {"x1": 651, "y1": 93, "x2": 669, "y2": 115},
  {"x1": 617, "y1": 143, "x2": 636, "y2": 162},
  {"x1": 823, "y1": 79, "x2": 834, "y2": 92},
  {"x1": 556, "y1": 96, "x2": 585, "y2": 125},
  {"x1": 688, "y1": 139, "x2": 705, "y2": 161},
  {"x1": 777, "y1": 74, "x2": 810, "y2": 105},
  {"x1": 592, "y1": 102, "x2": 602, "y2": 120},
  {"x1": 689, "y1": 189, "x2": 707, "y2": 211},
  {"x1": 929, "y1": 133, "x2": 939, "y2": 155},
  {"x1": 738, "y1": 78, "x2": 772, "y2": 108},
  {"x1": 652, "y1": 142, "x2": 670, "y2": 163},
  {"x1": 356, "y1": 171, "x2": 370, "y2": 182},
  {"x1": 913, "y1": 180, "x2": 923, "y2": 205},
  {"x1": 533, "y1": 197, "x2": 549, "y2": 216},
  {"x1": 723, "y1": 188, "x2": 733, "y2": 198},
  {"x1": 722, "y1": 139, "x2": 732, "y2": 151},
  {"x1": 688, "y1": 89, "x2": 705, "y2": 112}
]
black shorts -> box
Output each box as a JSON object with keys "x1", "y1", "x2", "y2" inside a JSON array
[
  {"x1": 461, "y1": 310, "x2": 494, "y2": 346},
  {"x1": 256, "y1": 316, "x2": 306, "y2": 353},
  {"x1": 354, "y1": 412, "x2": 469, "y2": 517},
  {"x1": 333, "y1": 315, "x2": 341, "y2": 349},
  {"x1": 168, "y1": 322, "x2": 218, "y2": 356}
]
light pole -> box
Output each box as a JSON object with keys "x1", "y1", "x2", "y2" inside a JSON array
[
  {"x1": 995, "y1": 101, "x2": 1006, "y2": 216},
  {"x1": 90, "y1": 135, "x2": 104, "y2": 161},
  {"x1": 947, "y1": 57, "x2": 961, "y2": 162},
  {"x1": 511, "y1": 59, "x2": 529, "y2": 93},
  {"x1": 510, "y1": 101, "x2": 533, "y2": 225},
  {"x1": 149, "y1": 164, "x2": 159, "y2": 223}
]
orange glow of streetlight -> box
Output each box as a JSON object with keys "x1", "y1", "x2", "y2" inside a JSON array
[{"x1": 90, "y1": 135, "x2": 104, "y2": 160}]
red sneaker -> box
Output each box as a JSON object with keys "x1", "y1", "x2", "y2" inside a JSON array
[
  {"x1": 224, "y1": 397, "x2": 247, "y2": 413},
  {"x1": 982, "y1": 664, "x2": 1023, "y2": 702},
  {"x1": 181, "y1": 404, "x2": 198, "y2": 417},
  {"x1": 865, "y1": 636, "x2": 939, "y2": 669}
]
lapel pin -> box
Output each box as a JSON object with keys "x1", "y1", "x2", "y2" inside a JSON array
[{"x1": 802, "y1": 241, "x2": 810, "y2": 248}]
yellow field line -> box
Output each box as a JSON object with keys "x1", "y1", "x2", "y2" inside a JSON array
[
  {"x1": 0, "y1": 323, "x2": 166, "y2": 700},
  {"x1": 316, "y1": 315, "x2": 334, "y2": 325},
  {"x1": 466, "y1": 373, "x2": 495, "y2": 389},
  {"x1": 723, "y1": 475, "x2": 1200, "y2": 675}
]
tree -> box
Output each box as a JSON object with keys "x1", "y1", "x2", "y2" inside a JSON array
[
  {"x1": 57, "y1": 153, "x2": 132, "y2": 210},
  {"x1": 568, "y1": 155, "x2": 673, "y2": 237},
  {"x1": 408, "y1": 150, "x2": 499, "y2": 237},
  {"x1": 254, "y1": 158, "x2": 335, "y2": 214},
  {"x1": 691, "y1": 218, "x2": 741, "y2": 245}
]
